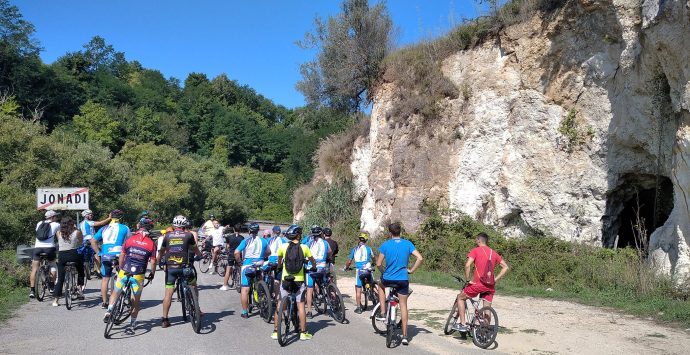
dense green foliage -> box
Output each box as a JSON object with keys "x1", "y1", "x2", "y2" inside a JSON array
[{"x1": 0, "y1": 249, "x2": 29, "y2": 322}]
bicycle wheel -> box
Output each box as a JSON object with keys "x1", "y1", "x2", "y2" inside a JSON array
[
  {"x1": 386, "y1": 308, "x2": 397, "y2": 348},
  {"x1": 114, "y1": 286, "x2": 132, "y2": 325},
  {"x1": 185, "y1": 287, "x2": 202, "y2": 333},
  {"x1": 361, "y1": 287, "x2": 369, "y2": 310},
  {"x1": 233, "y1": 268, "x2": 241, "y2": 292},
  {"x1": 276, "y1": 296, "x2": 291, "y2": 347},
  {"x1": 371, "y1": 303, "x2": 386, "y2": 334},
  {"x1": 180, "y1": 283, "x2": 188, "y2": 322},
  {"x1": 199, "y1": 254, "x2": 211, "y2": 273},
  {"x1": 327, "y1": 283, "x2": 346, "y2": 323},
  {"x1": 216, "y1": 258, "x2": 227, "y2": 276},
  {"x1": 104, "y1": 295, "x2": 120, "y2": 339},
  {"x1": 313, "y1": 285, "x2": 326, "y2": 314},
  {"x1": 472, "y1": 306, "x2": 499, "y2": 349},
  {"x1": 35, "y1": 266, "x2": 47, "y2": 302},
  {"x1": 256, "y1": 280, "x2": 273, "y2": 323},
  {"x1": 443, "y1": 301, "x2": 458, "y2": 335},
  {"x1": 84, "y1": 260, "x2": 91, "y2": 280},
  {"x1": 64, "y1": 271, "x2": 73, "y2": 310}
]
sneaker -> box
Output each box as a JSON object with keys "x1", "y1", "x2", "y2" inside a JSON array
[
  {"x1": 300, "y1": 332, "x2": 313, "y2": 341},
  {"x1": 161, "y1": 318, "x2": 171, "y2": 328},
  {"x1": 219, "y1": 285, "x2": 229, "y2": 291},
  {"x1": 401, "y1": 338, "x2": 409, "y2": 346},
  {"x1": 52, "y1": 300, "x2": 59, "y2": 307},
  {"x1": 452, "y1": 323, "x2": 469, "y2": 332},
  {"x1": 271, "y1": 331, "x2": 278, "y2": 340},
  {"x1": 29, "y1": 291, "x2": 36, "y2": 299},
  {"x1": 241, "y1": 312, "x2": 249, "y2": 319},
  {"x1": 103, "y1": 312, "x2": 111, "y2": 323},
  {"x1": 354, "y1": 306, "x2": 363, "y2": 314},
  {"x1": 376, "y1": 313, "x2": 387, "y2": 322},
  {"x1": 101, "y1": 302, "x2": 108, "y2": 309}
]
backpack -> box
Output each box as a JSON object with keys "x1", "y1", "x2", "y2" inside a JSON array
[
  {"x1": 36, "y1": 221, "x2": 52, "y2": 241},
  {"x1": 285, "y1": 242, "x2": 305, "y2": 274},
  {"x1": 479, "y1": 248, "x2": 495, "y2": 286}
]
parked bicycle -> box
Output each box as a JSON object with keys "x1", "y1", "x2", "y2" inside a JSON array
[
  {"x1": 198, "y1": 248, "x2": 212, "y2": 273},
  {"x1": 215, "y1": 248, "x2": 229, "y2": 276},
  {"x1": 308, "y1": 269, "x2": 346, "y2": 323},
  {"x1": 443, "y1": 276, "x2": 499, "y2": 349},
  {"x1": 261, "y1": 262, "x2": 280, "y2": 322},
  {"x1": 276, "y1": 275, "x2": 302, "y2": 346},
  {"x1": 33, "y1": 252, "x2": 54, "y2": 302},
  {"x1": 370, "y1": 284, "x2": 409, "y2": 348},
  {"x1": 347, "y1": 266, "x2": 378, "y2": 311}
]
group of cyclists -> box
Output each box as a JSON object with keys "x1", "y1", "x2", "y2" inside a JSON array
[{"x1": 29, "y1": 208, "x2": 508, "y2": 347}]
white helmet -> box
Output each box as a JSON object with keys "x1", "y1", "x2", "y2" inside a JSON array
[
  {"x1": 172, "y1": 215, "x2": 189, "y2": 228},
  {"x1": 81, "y1": 209, "x2": 93, "y2": 217},
  {"x1": 45, "y1": 210, "x2": 59, "y2": 218}
]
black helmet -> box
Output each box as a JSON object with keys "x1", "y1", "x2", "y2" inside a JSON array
[
  {"x1": 323, "y1": 227, "x2": 332, "y2": 237},
  {"x1": 138, "y1": 217, "x2": 154, "y2": 231},
  {"x1": 310, "y1": 224, "x2": 323, "y2": 236},
  {"x1": 110, "y1": 209, "x2": 124, "y2": 219},
  {"x1": 286, "y1": 224, "x2": 303, "y2": 239},
  {"x1": 208, "y1": 214, "x2": 216, "y2": 220},
  {"x1": 248, "y1": 222, "x2": 260, "y2": 233}
]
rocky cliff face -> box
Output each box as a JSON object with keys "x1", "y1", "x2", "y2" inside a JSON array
[{"x1": 298, "y1": 0, "x2": 690, "y2": 281}]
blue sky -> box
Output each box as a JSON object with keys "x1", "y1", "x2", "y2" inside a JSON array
[{"x1": 14, "y1": 0, "x2": 482, "y2": 108}]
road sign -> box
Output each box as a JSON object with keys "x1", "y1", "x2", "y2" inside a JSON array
[{"x1": 36, "y1": 187, "x2": 89, "y2": 211}]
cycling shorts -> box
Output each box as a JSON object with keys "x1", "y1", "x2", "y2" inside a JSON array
[
  {"x1": 355, "y1": 269, "x2": 373, "y2": 288},
  {"x1": 241, "y1": 265, "x2": 259, "y2": 287},
  {"x1": 381, "y1": 278, "x2": 410, "y2": 296},
  {"x1": 306, "y1": 268, "x2": 327, "y2": 288},
  {"x1": 32, "y1": 247, "x2": 57, "y2": 262},
  {"x1": 165, "y1": 267, "x2": 197, "y2": 289},
  {"x1": 115, "y1": 270, "x2": 145, "y2": 296},
  {"x1": 101, "y1": 258, "x2": 118, "y2": 277},
  {"x1": 463, "y1": 282, "x2": 495, "y2": 303},
  {"x1": 280, "y1": 280, "x2": 306, "y2": 302}
]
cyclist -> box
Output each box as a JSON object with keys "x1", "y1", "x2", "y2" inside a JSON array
[
  {"x1": 376, "y1": 222, "x2": 424, "y2": 346},
  {"x1": 53, "y1": 216, "x2": 85, "y2": 306},
  {"x1": 79, "y1": 209, "x2": 111, "y2": 278},
  {"x1": 199, "y1": 214, "x2": 216, "y2": 241},
  {"x1": 262, "y1": 226, "x2": 286, "y2": 297},
  {"x1": 344, "y1": 232, "x2": 374, "y2": 314},
  {"x1": 210, "y1": 220, "x2": 225, "y2": 275},
  {"x1": 160, "y1": 215, "x2": 202, "y2": 328},
  {"x1": 29, "y1": 210, "x2": 60, "y2": 299},
  {"x1": 453, "y1": 232, "x2": 509, "y2": 332},
  {"x1": 323, "y1": 227, "x2": 339, "y2": 274},
  {"x1": 233, "y1": 222, "x2": 267, "y2": 319},
  {"x1": 219, "y1": 223, "x2": 244, "y2": 290},
  {"x1": 103, "y1": 218, "x2": 157, "y2": 330},
  {"x1": 271, "y1": 224, "x2": 317, "y2": 341},
  {"x1": 302, "y1": 225, "x2": 332, "y2": 318},
  {"x1": 91, "y1": 209, "x2": 131, "y2": 309}
]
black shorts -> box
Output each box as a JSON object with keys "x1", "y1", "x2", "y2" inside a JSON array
[
  {"x1": 226, "y1": 254, "x2": 237, "y2": 267},
  {"x1": 32, "y1": 247, "x2": 57, "y2": 261},
  {"x1": 381, "y1": 278, "x2": 410, "y2": 296},
  {"x1": 165, "y1": 267, "x2": 197, "y2": 288}
]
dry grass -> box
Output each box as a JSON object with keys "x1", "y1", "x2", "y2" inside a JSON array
[{"x1": 313, "y1": 118, "x2": 370, "y2": 182}]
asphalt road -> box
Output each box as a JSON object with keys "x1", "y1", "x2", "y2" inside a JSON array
[{"x1": 0, "y1": 268, "x2": 493, "y2": 355}]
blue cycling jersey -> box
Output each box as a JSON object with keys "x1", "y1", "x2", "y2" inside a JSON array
[
  {"x1": 236, "y1": 235, "x2": 267, "y2": 266},
  {"x1": 349, "y1": 244, "x2": 373, "y2": 269},
  {"x1": 265, "y1": 235, "x2": 287, "y2": 263},
  {"x1": 93, "y1": 221, "x2": 130, "y2": 259},
  {"x1": 379, "y1": 237, "x2": 416, "y2": 281},
  {"x1": 79, "y1": 220, "x2": 94, "y2": 239},
  {"x1": 303, "y1": 237, "x2": 329, "y2": 268}
]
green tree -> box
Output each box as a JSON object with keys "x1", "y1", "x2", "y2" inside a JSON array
[
  {"x1": 73, "y1": 100, "x2": 120, "y2": 149},
  {"x1": 0, "y1": 0, "x2": 40, "y2": 56},
  {"x1": 211, "y1": 135, "x2": 229, "y2": 166},
  {"x1": 133, "y1": 106, "x2": 161, "y2": 143}
]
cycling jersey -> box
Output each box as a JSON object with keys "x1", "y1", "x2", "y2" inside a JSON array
[
  {"x1": 349, "y1": 244, "x2": 373, "y2": 269},
  {"x1": 277, "y1": 243, "x2": 312, "y2": 282},
  {"x1": 79, "y1": 219, "x2": 95, "y2": 241},
  {"x1": 303, "y1": 237, "x2": 329, "y2": 269},
  {"x1": 211, "y1": 226, "x2": 225, "y2": 247},
  {"x1": 235, "y1": 235, "x2": 267, "y2": 266},
  {"x1": 200, "y1": 220, "x2": 215, "y2": 238},
  {"x1": 122, "y1": 231, "x2": 156, "y2": 275},
  {"x1": 162, "y1": 229, "x2": 196, "y2": 269},
  {"x1": 266, "y1": 235, "x2": 287, "y2": 264},
  {"x1": 93, "y1": 221, "x2": 130, "y2": 260}
]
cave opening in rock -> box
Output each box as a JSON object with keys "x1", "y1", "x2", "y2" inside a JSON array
[{"x1": 603, "y1": 174, "x2": 673, "y2": 249}]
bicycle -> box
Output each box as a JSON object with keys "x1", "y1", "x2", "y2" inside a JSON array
[
  {"x1": 443, "y1": 276, "x2": 499, "y2": 349},
  {"x1": 215, "y1": 248, "x2": 229, "y2": 276},
  {"x1": 243, "y1": 262, "x2": 272, "y2": 322},
  {"x1": 175, "y1": 264, "x2": 202, "y2": 333},
  {"x1": 63, "y1": 262, "x2": 81, "y2": 310},
  {"x1": 261, "y1": 262, "x2": 280, "y2": 323},
  {"x1": 359, "y1": 267, "x2": 379, "y2": 311},
  {"x1": 308, "y1": 269, "x2": 346, "y2": 323},
  {"x1": 370, "y1": 284, "x2": 409, "y2": 348},
  {"x1": 33, "y1": 252, "x2": 53, "y2": 302},
  {"x1": 198, "y1": 249, "x2": 212, "y2": 273},
  {"x1": 231, "y1": 263, "x2": 241, "y2": 292},
  {"x1": 275, "y1": 275, "x2": 303, "y2": 347},
  {"x1": 104, "y1": 270, "x2": 150, "y2": 338}
]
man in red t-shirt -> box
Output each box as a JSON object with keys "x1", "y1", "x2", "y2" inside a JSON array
[{"x1": 454, "y1": 232, "x2": 509, "y2": 332}]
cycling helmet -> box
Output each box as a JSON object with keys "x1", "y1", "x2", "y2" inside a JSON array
[
  {"x1": 263, "y1": 229, "x2": 271, "y2": 237},
  {"x1": 323, "y1": 227, "x2": 332, "y2": 237},
  {"x1": 138, "y1": 210, "x2": 149, "y2": 219},
  {"x1": 172, "y1": 215, "x2": 189, "y2": 228},
  {"x1": 286, "y1": 224, "x2": 303, "y2": 239},
  {"x1": 310, "y1": 225, "x2": 323, "y2": 236},
  {"x1": 359, "y1": 232, "x2": 369, "y2": 242},
  {"x1": 208, "y1": 214, "x2": 216, "y2": 220},
  {"x1": 81, "y1": 209, "x2": 93, "y2": 217},
  {"x1": 272, "y1": 225, "x2": 281, "y2": 234},
  {"x1": 248, "y1": 222, "x2": 260, "y2": 234},
  {"x1": 138, "y1": 217, "x2": 154, "y2": 231},
  {"x1": 110, "y1": 209, "x2": 124, "y2": 219}
]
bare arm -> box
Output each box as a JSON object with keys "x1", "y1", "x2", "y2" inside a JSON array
[
  {"x1": 90, "y1": 239, "x2": 100, "y2": 260},
  {"x1": 92, "y1": 217, "x2": 111, "y2": 228},
  {"x1": 494, "y1": 259, "x2": 509, "y2": 283},
  {"x1": 118, "y1": 251, "x2": 126, "y2": 270},
  {"x1": 234, "y1": 250, "x2": 242, "y2": 264},
  {"x1": 407, "y1": 250, "x2": 424, "y2": 274},
  {"x1": 465, "y1": 257, "x2": 475, "y2": 283},
  {"x1": 75, "y1": 230, "x2": 83, "y2": 245}
]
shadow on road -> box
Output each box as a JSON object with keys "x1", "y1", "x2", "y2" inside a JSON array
[
  {"x1": 407, "y1": 323, "x2": 432, "y2": 341},
  {"x1": 107, "y1": 319, "x2": 156, "y2": 339},
  {"x1": 310, "y1": 317, "x2": 337, "y2": 335}
]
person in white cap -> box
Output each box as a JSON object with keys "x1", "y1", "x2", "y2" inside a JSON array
[{"x1": 29, "y1": 210, "x2": 61, "y2": 299}]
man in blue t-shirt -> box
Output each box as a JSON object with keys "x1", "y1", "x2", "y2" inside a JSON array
[
  {"x1": 376, "y1": 222, "x2": 423, "y2": 346},
  {"x1": 234, "y1": 222, "x2": 268, "y2": 318},
  {"x1": 91, "y1": 209, "x2": 131, "y2": 309}
]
